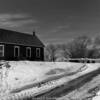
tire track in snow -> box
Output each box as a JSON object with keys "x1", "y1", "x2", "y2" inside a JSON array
[{"x1": 34, "y1": 67, "x2": 100, "y2": 98}]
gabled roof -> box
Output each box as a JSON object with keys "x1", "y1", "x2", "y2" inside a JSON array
[{"x1": 0, "y1": 29, "x2": 44, "y2": 47}]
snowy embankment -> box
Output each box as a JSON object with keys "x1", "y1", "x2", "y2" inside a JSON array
[
  {"x1": 0, "y1": 61, "x2": 100, "y2": 99},
  {"x1": 1, "y1": 61, "x2": 84, "y2": 90}
]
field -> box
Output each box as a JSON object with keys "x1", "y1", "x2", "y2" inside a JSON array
[{"x1": 0, "y1": 61, "x2": 100, "y2": 100}]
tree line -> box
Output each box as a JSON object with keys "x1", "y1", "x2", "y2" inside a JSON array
[{"x1": 44, "y1": 35, "x2": 100, "y2": 61}]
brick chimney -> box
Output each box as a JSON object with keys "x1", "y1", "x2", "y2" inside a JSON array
[{"x1": 33, "y1": 31, "x2": 35, "y2": 36}]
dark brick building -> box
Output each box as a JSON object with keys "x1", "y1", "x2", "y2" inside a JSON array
[{"x1": 0, "y1": 29, "x2": 44, "y2": 61}]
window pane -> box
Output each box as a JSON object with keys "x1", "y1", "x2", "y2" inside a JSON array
[
  {"x1": 0, "y1": 46, "x2": 3, "y2": 50},
  {"x1": 26, "y1": 47, "x2": 31, "y2": 57},
  {"x1": 0, "y1": 45, "x2": 4, "y2": 57},
  {"x1": 36, "y1": 48, "x2": 40, "y2": 57},
  {"x1": 15, "y1": 48, "x2": 18, "y2": 57},
  {"x1": 0, "y1": 52, "x2": 3, "y2": 57},
  {"x1": 14, "y1": 46, "x2": 19, "y2": 57},
  {"x1": 27, "y1": 49, "x2": 31, "y2": 57}
]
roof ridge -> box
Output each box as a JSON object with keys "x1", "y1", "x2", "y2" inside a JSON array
[
  {"x1": 0, "y1": 28, "x2": 44, "y2": 47},
  {"x1": 0, "y1": 28, "x2": 33, "y2": 36}
]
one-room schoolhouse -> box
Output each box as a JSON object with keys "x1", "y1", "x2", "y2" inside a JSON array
[{"x1": 0, "y1": 28, "x2": 44, "y2": 61}]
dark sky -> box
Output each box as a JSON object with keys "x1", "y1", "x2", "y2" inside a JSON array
[{"x1": 0, "y1": 0, "x2": 100, "y2": 44}]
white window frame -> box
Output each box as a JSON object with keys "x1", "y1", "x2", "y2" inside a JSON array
[
  {"x1": 14, "y1": 46, "x2": 20, "y2": 57},
  {"x1": 26, "y1": 47, "x2": 31, "y2": 57},
  {"x1": 0, "y1": 45, "x2": 4, "y2": 57},
  {"x1": 36, "y1": 48, "x2": 40, "y2": 57}
]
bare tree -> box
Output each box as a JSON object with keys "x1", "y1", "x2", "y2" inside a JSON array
[
  {"x1": 45, "y1": 36, "x2": 93, "y2": 61},
  {"x1": 67, "y1": 35, "x2": 91, "y2": 58},
  {"x1": 94, "y1": 36, "x2": 100, "y2": 46},
  {"x1": 57, "y1": 44, "x2": 71, "y2": 58},
  {"x1": 45, "y1": 44, "x2": 57, "y2": 61},
  {"x1": 90, "y1": 36, "x2": 100, "y2": 58},
  {"x1": 87, "y1": 48, "x2": 100, "y2": 58}
]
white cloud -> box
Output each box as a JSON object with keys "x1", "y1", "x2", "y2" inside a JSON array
[{"x1": 0, "y1": 13, "x2": 37, "y2": 28}]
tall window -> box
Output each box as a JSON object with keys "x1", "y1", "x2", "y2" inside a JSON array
[
  {"x1": 0, "y1": 45, "x2": 4, "y2": 57},
  {"x1": 36, "y1": 48, "x2": 40, "y2": 57},
  {"x1": 26, "y1": 47, "x2": 31, "y2": 57},
  {"x1": 14, "y1": 46, "x2": 20, "y2": 57}
]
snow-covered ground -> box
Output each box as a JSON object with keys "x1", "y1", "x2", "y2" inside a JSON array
[
  {"x1": 0, "y1": 61, "x2": 100, "y2": 99},
  {"x1": 93, "y1": 91, "x2": 100, "y2": 100},
  {"x1": 2, "y1": 61, "x2": 84, "y2": 90}
]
